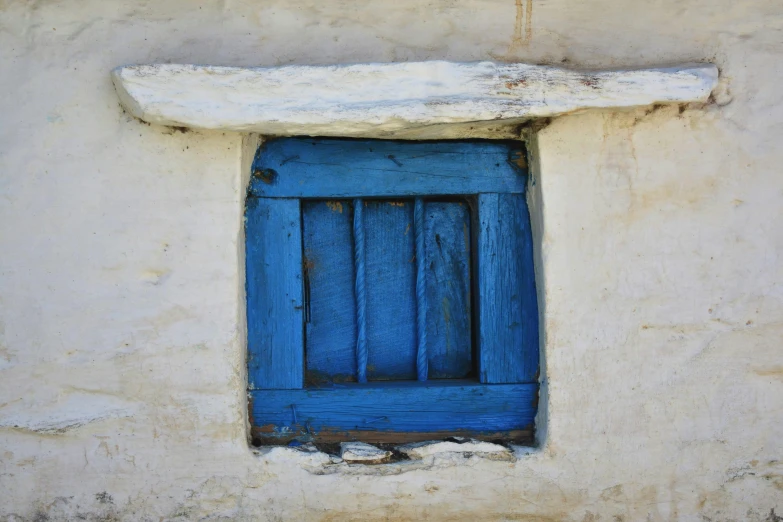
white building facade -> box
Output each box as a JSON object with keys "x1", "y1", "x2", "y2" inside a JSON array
[{"x1": 0, "y1": 1, "x2": 781, "y2": 520}]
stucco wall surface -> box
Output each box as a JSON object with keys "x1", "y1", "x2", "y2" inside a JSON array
[{"x1": 1, "y1": 1, "x2": 782, "y2": 520}]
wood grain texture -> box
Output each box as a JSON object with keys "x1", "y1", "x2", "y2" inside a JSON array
[
  {"x1": 364, "y1": 200, "x2": 417, "y2": 380},
  {"x1": 113, "y1": 61, "x2": 719, "y2": 139},
  {"x1": 424, "y1": 201, "x2": 473, "y2": 379},
  {"x1": 246, "y1": 197, "x2": 304, "y2": 390},
  {"x1": 302, "y1": 201, "x2": 357, "y2": 384},
  {"x1": 252, "y1": 427, "x2": 533, "y2": 445},
  {"x1": 477, "y1": 193, "x2": 539, "y2": 384},
  {"x1": 250, "y1": 381, "x2": 538, "y2": 441},
  {"x1": 248, "y1": 138, "x2": 527, "y2": 198}
]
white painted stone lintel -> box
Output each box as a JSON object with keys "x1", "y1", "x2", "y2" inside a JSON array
[{"x1": 112, "y1": 61, "x2": 718, "y2": 139}]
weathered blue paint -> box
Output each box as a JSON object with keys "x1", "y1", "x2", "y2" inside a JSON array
[
  {"x1": 245, "y1": 197, "x2": 304, "y2": 390},
  {"x1": 250, "y1": 381, "x2": 537, "y2": 437},
  {"x1": 249, "y1": 138, "x2": 527, "y2": 198},
  {"x1": 300, "y1": 199, "x2": 473, "y2": 384},
  {"x1": 246, "y1": 138, "x2": 539, "y2": 440},
  {"x1": 302, "y1": 201, "x2": 357, "y2": 383},
  {"x1": 365, "y1": 200, "x2": 417, "y2": 380},
  {"x1": 414, "y1": 197, "x2": 428, "y2": 382},
  {"x1": 424, "y1": 201, "x2": 473, "y2": 379},
  {"x1": 477, "y1": 193, "x2": 540, "y2": 384},
  {"x1": 353, "y1": 198, "x2": 368, "y2": 384}
]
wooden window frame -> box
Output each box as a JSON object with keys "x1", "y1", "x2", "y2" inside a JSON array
[{"x1": 246, "y1": 138, "x2": 539, "y2": 445}]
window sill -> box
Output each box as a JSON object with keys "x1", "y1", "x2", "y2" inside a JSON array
[{"x1": 253, "y1": 438, "x2": 538, "y2": 476}]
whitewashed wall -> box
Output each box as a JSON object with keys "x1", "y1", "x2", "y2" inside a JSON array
[{"x1": 1, "y1": 1, "x2": 781, "y2": 520}]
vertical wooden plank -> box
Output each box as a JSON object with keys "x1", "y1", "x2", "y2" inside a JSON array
[
  {"x1": 245, "y1": 197, "x2": 304, "y2": 389},
  {"x1": 477, "y1": 193, "x2": 539, "y2": 383},
  {"x1": 365, "y1": 200, "x2": 417, "y2": 380},
  {"x1": 302, "y1": 201, "x2": 357, "y2": 384},
  {"x1": 424, "y1": 201, "x2": 473, "y2": 379}
]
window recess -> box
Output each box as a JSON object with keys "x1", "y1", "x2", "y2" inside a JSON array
[{"x1": 246, "y1": 138, "x2": 539, "y2": 444}]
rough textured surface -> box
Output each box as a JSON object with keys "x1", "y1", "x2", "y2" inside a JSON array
[
  {"x1": 1, "y1": 0, "x2": 782, "y2": 520},
  {"x1": 397, "y1": 439, "x2": 515, "y2": 461},
  {"x1": 340, "y1": 442, "x2": 392, "y2": 464},
  {"x1": 112, "y1": 61, "x2": 717, "y2": 138}
]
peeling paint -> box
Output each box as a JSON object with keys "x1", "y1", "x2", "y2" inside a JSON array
[{"x1": 326, "y1": 200, "x2": 344, "y2": 213}]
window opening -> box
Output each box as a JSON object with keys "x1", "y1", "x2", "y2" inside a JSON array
[{"x1": 246, "y1": 138, "x2": 538, "y2": 445}]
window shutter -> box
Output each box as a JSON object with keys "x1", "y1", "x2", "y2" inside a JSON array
[{"x1": 247, "y1": 138, "x2": 539, "y2": 444}]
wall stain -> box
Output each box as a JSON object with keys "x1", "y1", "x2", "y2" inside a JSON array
[
  {"x1": 595, "y1": 109, "x2": 728, "y2": 224},
  {"x1": 753, "y1": 366, "x2": 783, "y2": 378},
  {"x1": 509, "y1": 0, "x2": 533, "y2": 52},
  {"x1": 762, "y1": 474, "x2": 783, "y2": 492},
  {"x1": 94, "y1": 492, "x2": 113, "y2": 505},
  {"x1": 0, "y1": 342, "x2": 12, "y2": 363}
]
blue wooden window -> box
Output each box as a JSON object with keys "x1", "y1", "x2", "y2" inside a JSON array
[{"x1": 246, "y1": 138, "x2": 539, "y2": 444}]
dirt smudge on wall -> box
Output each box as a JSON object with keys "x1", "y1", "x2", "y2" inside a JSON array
[{"x1": 509, "y1": 0, "x2": 533, "y2": 52}]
